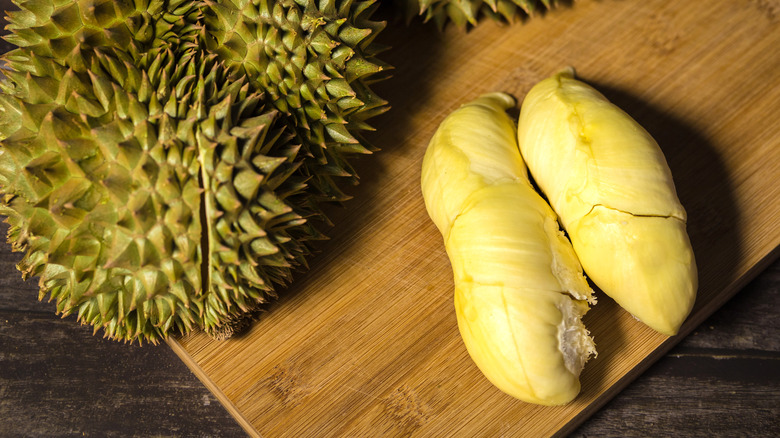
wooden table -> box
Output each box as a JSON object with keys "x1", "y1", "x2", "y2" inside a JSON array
[{"x1": 1, "y1": 0, "x2": 779, "y2": 436}]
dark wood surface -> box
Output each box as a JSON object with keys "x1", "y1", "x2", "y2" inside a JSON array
[{"x1": 1, "y1": 1, "x2": 778, "y2": 436}]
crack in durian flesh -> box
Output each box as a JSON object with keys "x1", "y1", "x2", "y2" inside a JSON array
[{"x1": 0, "y1": 0, "x2": 388, "y2": 343}]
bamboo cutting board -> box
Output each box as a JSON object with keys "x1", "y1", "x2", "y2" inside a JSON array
[{"x1": 168, "y1": 1, "x2": 780, "y2": 436}]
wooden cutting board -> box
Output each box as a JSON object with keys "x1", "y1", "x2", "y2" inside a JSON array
[{"x1": 168, "y1": 1, "x2": 780, "y2": 436}]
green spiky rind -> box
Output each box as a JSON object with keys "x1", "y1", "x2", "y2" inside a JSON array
[
  {"x1": 202, "y1": 0, "x2": 391, "y2": 203},
  {"x1": 0, "y1": 0, "x2": 385, "y2": 343},
  {"x1": 197, "y1": 91, "x2": 319, "y2": 333},
  {"x1": 396, "y1": 0, "x2": 554, "y2": 29},
  {"x1": 204, "y1": 301, "x2": 262, "y2": 340},
  {"x1": 0, "y1": 0, "x2": 211, "y2": 344}
]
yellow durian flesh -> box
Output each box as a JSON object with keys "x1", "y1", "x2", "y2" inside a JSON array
[
  {"x1": 517, "y1": 68, "x2": 697, "y2": 336},
  {"x1": 421, "y1": 93, "x2": 596, "y2": 405},
  {"x1": 421, "y1": 92, "x2": 524, "y2": 235},
  {"x1": 571, "y1": 206, "x2": 697, "y2": 335}
]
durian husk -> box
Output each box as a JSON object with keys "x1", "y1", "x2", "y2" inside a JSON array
[
  {"x1": 0, "y1": 0, "x2": 389, "y2": 343},
  {"x1": 395, "y1": 0, "x2": 557, "y2": 29}
]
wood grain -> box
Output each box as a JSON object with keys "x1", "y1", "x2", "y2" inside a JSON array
[
  {"x1": 166, "y1": 1, "x2": 780, "y2": 437},
  {"x1": 2, "y1": 257, "x2": 777, "y2": 436},
  {"x1": 573, "y1": 260, "x2": 780, "y2": 437},
  {"x1": 0, "y1": 236, "x2": 246, "y2": 437},
  {"x1": 1, "y1": 0, "x2": 778, "y2": 436}
]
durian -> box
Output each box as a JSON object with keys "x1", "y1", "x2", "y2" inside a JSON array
[
  {"x1": 0, "y1": 0, "x2": 389, "y2": 343},
  {"x1": 421, "y1": 93, "x2": 595, "y2": 405},
  {"x1": 395, "y1": 0, "x2": 555, "y2": 29},
  {"x1": 516, "y1": 68, "x2": 697, "y2": 335}
]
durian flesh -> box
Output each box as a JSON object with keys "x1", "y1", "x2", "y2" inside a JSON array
[
  {"x1": 517, "y1": 68, "x2": 697, "y2": 336},
  {"x1": 0, "y1": 0, "x2": 388, "y2": 343},
  {"x1": 421, "y1": 93, "x2": 596, "y2": 405}
]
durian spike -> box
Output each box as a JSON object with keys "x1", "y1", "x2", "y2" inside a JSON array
[
  {"x1": 0, "y1": 0, "x2": 388, "y2": 343},
  {"x1": 394, "y1": 0, "x2": 557, "y2": 29}
]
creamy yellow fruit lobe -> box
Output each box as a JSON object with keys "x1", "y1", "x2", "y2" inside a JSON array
[
  {"x1": 517, "y1": 68, "x2": 697, "y2": 336},
  {"x1": 421, "y1": 93, "x2": 596, "y2": 405}
]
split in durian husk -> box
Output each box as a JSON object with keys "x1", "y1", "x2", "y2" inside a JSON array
[
  {"x1": 394, "y1": 0, "x2": 557, "y2": 29},
  {"x1": 0, "y1": 0, "x2": 389, "y2": 343}
]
